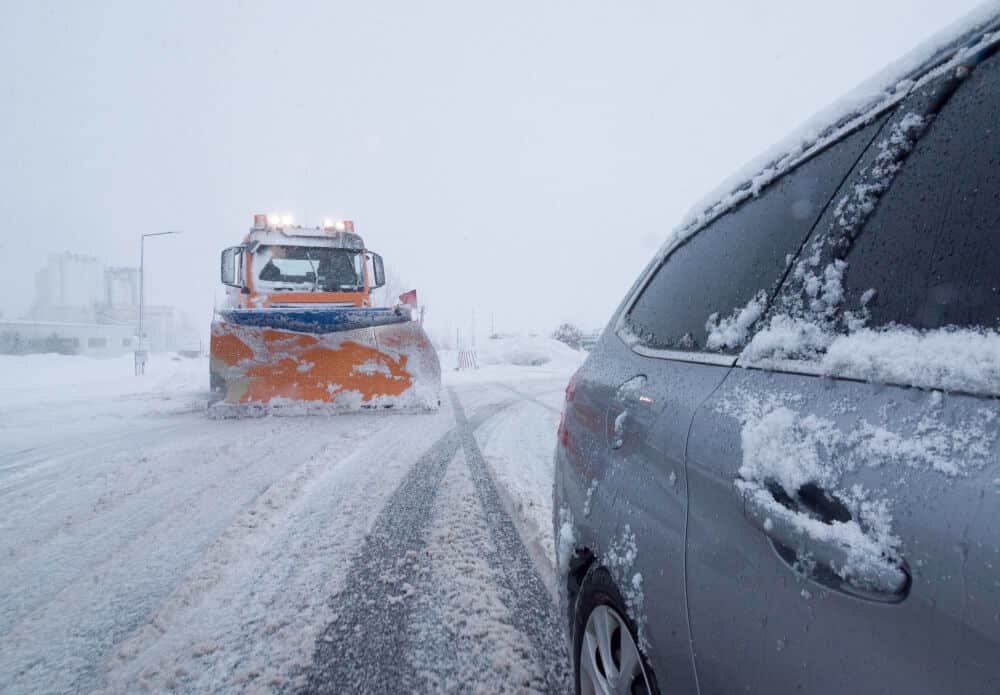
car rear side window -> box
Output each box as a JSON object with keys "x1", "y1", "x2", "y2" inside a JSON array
[
  {"x1": 624, "y1": 117, "x2": 885, "y2": 353},
  {"x1": 842, "y1": 52, "x2": 1000, "y2": 330}
]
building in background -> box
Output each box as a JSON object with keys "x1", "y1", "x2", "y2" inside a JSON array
[
  {"x1": 104, "y1": 266, "x2": 139, "y2": 308},
  {"x1": 0, "y1": 252, "x2": 198, "y2": 356},
  {"x1": 31, "y1": 252, "x2": 105, "y2": 323},
  {"x1": 0, "y1": 320, "x2": 134, "y2": 358}
]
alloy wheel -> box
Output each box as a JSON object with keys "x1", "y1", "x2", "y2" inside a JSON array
[{"x1": 579, "y1": 604, "x2": 652, "y2": 695}]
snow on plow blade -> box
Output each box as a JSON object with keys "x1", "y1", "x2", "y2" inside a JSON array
[{"x1": 209, "y1": 308, "x2": 441, "y2": 417}]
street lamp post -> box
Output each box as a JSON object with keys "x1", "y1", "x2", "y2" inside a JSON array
[{"x1": 136, "y1": 230, "x2": 180, "y2": 375}]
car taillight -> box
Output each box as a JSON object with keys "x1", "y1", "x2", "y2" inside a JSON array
[
  {"x1": 565, "y1": 370, "x2": 579, "y2": 403},
  {"x1": 558, "y1": 370, "x2": 580, "y2": 447}
]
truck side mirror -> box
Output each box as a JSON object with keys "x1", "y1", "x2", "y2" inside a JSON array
[
  {"x1": 221, "y1": 247, "x2": 244, "y2": 288},
  {"x1": 371, "y1": 253, "x2": 386, "y2": 288}
]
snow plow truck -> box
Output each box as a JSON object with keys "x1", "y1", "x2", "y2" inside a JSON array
[{"x1": 209, "y1": 214, "x2": 441, "y2": 415}]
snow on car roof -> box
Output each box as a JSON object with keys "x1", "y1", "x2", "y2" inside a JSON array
[{"x1": 663, "y1": 2, "x2": 1000, "y2": 259}]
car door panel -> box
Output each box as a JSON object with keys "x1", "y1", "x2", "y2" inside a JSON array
[
  {"x1": 600, "y1": 349, "x2": 733, "y2": 693},
  {"x1": 683, "y1": 44, "x2": 1000, "y2": 693},
  {"x1": 686, "y1": 368, "x2": 1000, "y2": 694},
  {"x1": 575, "y1": 85, "x2": 892, "y2": 693},
  {"x1": 566, "y1": 331, "x2": 727, "y2": 694}
]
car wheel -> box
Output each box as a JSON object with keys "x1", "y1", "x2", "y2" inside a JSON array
[{"x1": 574, "y1": 567, "x2": 657, "y2": 695}]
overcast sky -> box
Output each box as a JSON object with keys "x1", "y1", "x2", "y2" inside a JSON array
[{"x1": 1, "y1": 0, "x2": 986, "y2": 342}]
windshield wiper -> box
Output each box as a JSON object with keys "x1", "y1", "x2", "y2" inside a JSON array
[{"x1": 305, "y1": 250, "x2": 319, "y2": 292}]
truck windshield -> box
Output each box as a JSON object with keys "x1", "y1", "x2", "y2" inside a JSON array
[{"x1": 254, "y1": 245, "x2": 365, "y2": 292}]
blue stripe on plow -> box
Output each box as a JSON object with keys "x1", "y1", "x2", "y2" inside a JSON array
[{"x1": 218, "y1": 307, "x2": 409, "y2": 334}]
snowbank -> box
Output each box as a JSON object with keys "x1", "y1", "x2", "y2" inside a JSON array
[
  {"x1": 441, "y1": 336, "x2": 585, "y2": 385},
  {"x1": 473, "y1": 335, "x2": 584, "y2": 369},
  {"x1": 0, "y1": 353, "x2": 207, "y2": 409}
]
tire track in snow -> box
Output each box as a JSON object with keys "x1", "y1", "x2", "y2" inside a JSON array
[
  {"x1": 298, "y1": 396, "x2": 517, "y2": 693},
  {"x1": 403, "y1": 448, "x2": 549, "y2": 692},
  {"x1": 450, "y1": 389, "x2": 571, "y2": 692},
  {"x1": 300, "y1": 387, "x2": 569, "y2": 693},
  {"x1": 493, "y1": 383, "x2": 563, "y2": 415},
  {"x1": 99, "y1": 412, "x2": 445, "y2": 694},
  {"x1": 471, "y1": 394, "x2": 565, "y2": 600}
]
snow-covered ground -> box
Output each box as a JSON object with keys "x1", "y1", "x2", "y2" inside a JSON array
[
  {"x1": 0, "y1": 338, "x2": 584, "y2": 693},
  {"x1": 1, "y1": 352, "x2": 207, "y2": 409},
  {"x1": 439, "y1": 335, "x2": 586, "y2": 396}
]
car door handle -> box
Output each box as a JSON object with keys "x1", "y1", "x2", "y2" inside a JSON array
[
  {"x1": 607, "y1": 375, "x2": 646, "y2": 451},
  {"x1": 610, "y1": 410, "x2": 627, "y2": 449},
  {"x1": 742, "y1": 481, "x2": 909, "y2": 599}
]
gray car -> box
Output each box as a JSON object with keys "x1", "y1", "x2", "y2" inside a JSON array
[{"x1": 554, "y1": 13, "x2": 1000, "y2": 695}]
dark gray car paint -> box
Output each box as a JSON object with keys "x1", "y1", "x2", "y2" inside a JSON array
[
  {"x1": 555, "y1": 20, "x2": 1000, "y2": 695},
  {"x1": 557, "y1": 333, "x2": 723, "y2": 693},
  {"x1": 603, "y1": 338, "x2": 732, "y2": 693},
  {"x1": 686, "y1": 369, "x2": 1000, "y2": 694},
  {"x1": 680, "y1": 45, "x2": 1000, "y2": 695}
]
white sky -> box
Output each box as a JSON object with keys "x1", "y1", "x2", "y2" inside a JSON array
[{"x1": 0, "y1": 0, "x2": 986, "y2": 342}]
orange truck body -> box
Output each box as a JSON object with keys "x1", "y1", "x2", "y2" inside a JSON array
[{"x1": 209, "y1": 217, "x2": 441, "y2": 414}]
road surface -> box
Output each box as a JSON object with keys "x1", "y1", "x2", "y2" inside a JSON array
[{"x1": 0, "y1": 364, "x2": 573, "y2": 693}]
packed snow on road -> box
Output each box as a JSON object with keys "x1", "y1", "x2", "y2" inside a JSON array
[{"x1": 0, "y1": 337, "x2": 584, "y2": 693}]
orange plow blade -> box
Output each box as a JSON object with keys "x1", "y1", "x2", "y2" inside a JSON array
[{"x1": 209, "y1": 319, "x2": 441, "y2": 416}]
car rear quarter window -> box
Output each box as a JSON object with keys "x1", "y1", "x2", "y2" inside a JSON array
[
  {"x1": 842, "y1": 52, "x2": 1000, "y2": 330},
  {"x1": 624, "y1": 117, "x2": 885, "y2": 353}
]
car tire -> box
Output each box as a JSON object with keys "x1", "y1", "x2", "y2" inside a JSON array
[{"x1": 574, "y1": 566, "x2": 658, "y2": 695}]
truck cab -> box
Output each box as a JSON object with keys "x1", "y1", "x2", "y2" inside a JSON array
[{"x1": 219, "y1": 215, "x2": 386, "y2": 309}]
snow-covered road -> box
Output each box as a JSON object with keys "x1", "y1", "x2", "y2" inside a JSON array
[{"x1": 0, "y1": 348, "x2": 578, "y2": 693}]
